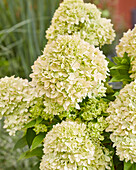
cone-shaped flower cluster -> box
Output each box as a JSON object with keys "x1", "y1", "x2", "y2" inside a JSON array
[
  {"x1": 46, "y1": 0, "x2": 115, "y2": 47},
  {"x1": 40, "y1": 120, "x2": 112, "y2": 170},
  {"x1": 106, "y1": 80, "x2": 136, "y2": 163},
  {"x1": 30, "y1": 35, "x2": 108, "y2": 116},
  {"x1": 0, "y1": 76, "x2": 37, "y2": 135},
  {"x1": 116, "y1": 25, "x2": 136, "y2": 79}
]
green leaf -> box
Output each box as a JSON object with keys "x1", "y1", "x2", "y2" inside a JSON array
[
  {"x1": 14, "y1": 135, "x2": 27, "y2": 150},
  {"x1": 113, "y1": 92, "x2": 119, "y2": 97},
  {"x1": 31, "y1": 133, "x2": 46, "y2": 150},
  {"x1": 24, "y1": 120, "x2": 36, "y2": 129},
  {"x1": 18, "y1": 151, "x2": 27, "y2": 160},
  {"x1": 110, "y1": 75, "x2": 131, "y2": 82},
  {"x1": 124, "y1": 161, "x2": 132, "y2": 170},
  {"x1": 19, "y1": 146, "x2": 43, "y2": 160},
  {"x1": 25, "y1": 147, "x2": 43, "y2": 159},
  {"x1": 36, "y1": 117, "x2": 43, "y2": 124},
  {"x1": 113, "y1": 57, "x2": 122, "y2": 64},
  {"x1": 106, "y1": 57, "x2": 115, "y2": 68},
  {"x1": 124, "y1": 161, "x2": 136, "y2": 170},
  {"x1": 110, "y1": 65, "x2": 129, "y2": 70},
  {"x1": 26, "y1": 128, "x2": 36, "y2": 148},
  {"x1": 121, "y1": 59, "x2": 129, "y2": 65}
]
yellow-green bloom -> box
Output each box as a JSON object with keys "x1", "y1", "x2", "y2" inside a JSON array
[
  {"x1": 106, "y1": 80, "x2": 136, "y2": 163},
  {"x1": 0, "y1": 76, "x2": 37, "y2": 135},
  {"x1": 46, "y1": 0, "x2": 115, "y2": 47},
  {"x1": 30, "y1": 35, "x2": 108, "y2": 116},
  {"x1": 116, "y1": 25, "x2": 136, "y2": 79},
  {"x1": 40, "y1": 120, "x2": 112, "y2": 170}
]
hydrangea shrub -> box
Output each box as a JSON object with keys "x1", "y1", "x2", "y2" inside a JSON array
[{"x1": 1, "y1": 0, "x2": 136, "y2": 169}]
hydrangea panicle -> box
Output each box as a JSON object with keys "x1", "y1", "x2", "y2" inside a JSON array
[
  {"x1": 46, "y1": 0, "x2": 115, "y2": 46},
  {"x1": 30, "y1": 35, "x2": 109, "y2": 116},
  {"x1": 0, "y1": 76, "x2": 37, "y2": 135},
  {"x1": 40, "y1": 120, "x2": 112, "y2": 170},
  {"x1": 106, "y1": 80, "x2": 136, "y2": 163}
]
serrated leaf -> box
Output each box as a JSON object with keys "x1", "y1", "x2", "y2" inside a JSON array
[
  {"x1": 26, "y1": 128, "x2": 36, "y2": 148},
  {"x1": 31, "y1": 133, "x2": 45, "y2": 150},
  {"x1": 24, "y1": 120, "x2": 36, "y2": 129},
  {"x1": 14, "y1": 135, "x2": 27, "y2": 150},
  {"x1": 19, "y1": 147, "x2": 43, "y2": 160}
]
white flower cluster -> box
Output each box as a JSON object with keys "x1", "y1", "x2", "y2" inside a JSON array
[
  {"x1": 40, "y1": 120, "x2": 112, "y2": 170},
  {"x1": 46, "y1": 0, "x2": 115, "y2": 47},
  {"x1": 116, "y1": 25, "x2": 136, "y2": 79},
  {"x1": 30, "y1": 35, "x2": 108, "y2": 116},
  {"x1": 106, "y1": 80, "x2": 136, "y2": 163},
  {"x1": 0, "y1": 76, "x2": 37, "y2": 135}
]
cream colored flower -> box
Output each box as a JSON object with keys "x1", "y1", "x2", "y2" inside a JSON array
[
  {"x1": 106, "y1": 80, "x2": 136, "y2": 163},
  {"x1": 0, "y1": 76, "x2": 37, "y2": 135},
  {"x1": 30, "y1": 35, "x2": 108, "y2": 116},
  {"x1": 46, "y1": 0, "x2": 115, "y2": 47},
  {"x1": 40, "y1": 120, "x2": 112, "y2": 170}
]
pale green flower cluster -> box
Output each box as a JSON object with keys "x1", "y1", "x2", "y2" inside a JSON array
[
  {"x1": 0, "y1": 76, "x2": 37, "y2": 135},
  {"x1": 75, "y1": 98, "x2": 109, "y2": 141},
  {"x1": 116, "y1": 25, "x2": 136, "y2": 79},
  {"x1": 80, "y1": 98, "x2": 108, "y2": 120},
  {"x1": 46, "y1": 0, "x2": 115, "y2": 47},
  {"x1": 40, "y1": 120, "x2": 112, "y2": 170},
  {"x1": 29, "y1": 97, "x2": 108, "y2": 140},
  {"x1": 88, "y1": 116, "x2": 108, "y2": 141},
  {"x1": 33, "y1": 124, "x2": 47, "y2": 134},
  {"x1": 106, "y1": 80, "x2": 136, "y2": 163},
  {"x1": 30, "y1": 35, "x2": 108, "y2": 116}
]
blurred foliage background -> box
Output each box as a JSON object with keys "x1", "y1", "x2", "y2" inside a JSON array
[
  {"x1": 0, "y1": 0, "x2": 126, "y2": 170},
  {"x1": 0, "y1": 0, "x2": 60, "y2": 170},
  {"x1": 0, "y1": 119, "x2": 39, "y2": 170},
  {"x1": 0, "y1": 0, "x2": 60, "y2": 79}
]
